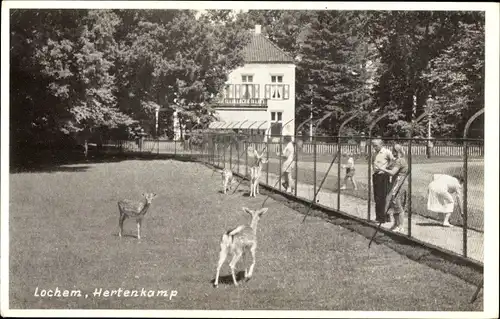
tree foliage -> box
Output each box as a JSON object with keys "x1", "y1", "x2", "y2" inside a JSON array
[
  {"x1": 10, "y1": 8, "x2": 485, "y2": 155},
  {"x1": 10, "y1": 8, "x2": 250, "y2": 153}
]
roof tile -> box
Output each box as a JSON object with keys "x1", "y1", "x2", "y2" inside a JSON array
[{"x1": 242, "y1": 33, "x2": 295, "y2": 64}]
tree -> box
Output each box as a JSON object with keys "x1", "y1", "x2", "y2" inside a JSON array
[
  {"x1": 295, "y1": 11, "x2": 376, "y2": 136},
  {"x1": 364, "y1": 11, "x2": 484, "y2": 137},
  {"x1": 422, "y1": 12, "x2": 485, "y2": 137},
  {"x1": 115, "y1": 9, "x2": 251, "y2": 138},
  {"x1": 12, "y1": 9, "x2": 136, "y2": 155}
]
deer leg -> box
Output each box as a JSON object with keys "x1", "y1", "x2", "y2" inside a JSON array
[
  {"x1": 246, "y1": 244, "x2": 257, "y2": 280},
  {"x1": 229, "y1": 249, "x2": 243, "y2": 286},
  {"x1": 118, "y1": 213, "x2": 126, "y2": 238},
  {"x1": 243, "y1": 250, "x2": 248, "y2": 278},
  {"x1": 214, "y1": 246, "x2": 228, "y2": 287},
  {"x1": 137, "y1": 219, "x2": 142, "y2": 240}
]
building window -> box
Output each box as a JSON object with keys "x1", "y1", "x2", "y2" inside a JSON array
[
  {"x1": 271, "y1": 75, "x2": 283, "y2": 83},
  {"x1": 241, "y1": 75, "x2": 255, "y2": 99},
  {"x1": 270, "y1": 75, "x2": 284, "y2": 99},
  {"x1": 242, "y1": 75, "x2": 253, "y2": 83},
  {"x1": 271, "y1": 85, "x2": 282, "y2": 99},
  {"x1": 270, "y1": 111, "x2": 283, "y2": 136}
]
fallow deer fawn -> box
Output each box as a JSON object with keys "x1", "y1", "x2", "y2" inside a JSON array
[
  {"x1": 213, "y1": 207, "x2": 269, "y2": 287},
  {"x1": 221, "y1": 168, "x2": 234, "y2": 194},
  {"x1": 249, "y1": 149, "x2": 268, "y2": 197},
  {"x1": 117, "y1": 193, "x2": 157, "y2": 240}
]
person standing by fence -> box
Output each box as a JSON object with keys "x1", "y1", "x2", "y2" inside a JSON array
[
  {"x1": 427, "y1": 174, "x2": 464, "y2": 228},
  {"x1": 278, "y1": 135, "x2": 295, "y2": 193},
  {"x1": 372, "y1": 139, "x2": 395, "y2": 223},
  {"x1": 375, "y1": 144, "x2": 408, "y2": 233}
]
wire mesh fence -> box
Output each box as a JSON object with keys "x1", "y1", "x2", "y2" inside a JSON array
[{"x1": 100, "y1": 127, "x2": 484, "y2": 264}]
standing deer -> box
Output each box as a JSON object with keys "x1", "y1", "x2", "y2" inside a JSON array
[
  {"x1": 249, "y1": 148, "x2": 268, "y2": 197},
  {"x1": 117, "y1": 193, "x2": 157, "y2": 240},
  {"x1": 213, "y1": 207, "x2": 269, "y2": 287},
  {"x1": 221, "y1": 168, "x2": 234, "y2": 194}
]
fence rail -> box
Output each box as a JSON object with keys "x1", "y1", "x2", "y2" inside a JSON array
[
  {"x1": 98, "y1": 132, "x2": 484, "y2": 264},
  {"x1": 234, "y1": 142, "x2": 484, "y2": 157}
]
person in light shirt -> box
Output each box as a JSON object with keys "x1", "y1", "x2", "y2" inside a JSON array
[
  {"x1": 371, "y1": 139, "x2": 395, "y2": 223},
  {"x1": 375, "y1": 144, "x2": 408, "y2": 232},
  {"x1": 427, "y1": 174, "x2": 464, "y2": 227},
  {"x1": 278, "y1": 135, "x2": 295, "y2": 193}
]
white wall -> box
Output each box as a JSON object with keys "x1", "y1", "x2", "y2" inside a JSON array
[
  {"x1": 216, "y1": 63, "x2": 296, "y2": 135},
  {"x1": 215, "y1": 109, "x2": 268, "y2": 123}
]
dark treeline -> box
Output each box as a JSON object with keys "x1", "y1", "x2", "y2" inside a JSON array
[{"x1": 10, "y1": 9, "x2": 484, "y2": 159}]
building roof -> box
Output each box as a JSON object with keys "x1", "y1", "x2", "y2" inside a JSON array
[{"x1": 242, "y1": 33, "x2": 295, "y2": 64}]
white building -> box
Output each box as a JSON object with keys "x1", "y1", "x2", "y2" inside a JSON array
[{"x1": 208, "y1": 25, "x2": 296, "y2": 139}]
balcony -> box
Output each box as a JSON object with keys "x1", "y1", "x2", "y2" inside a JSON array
[{"x1": 214, "y1": 97, "x2": 268, "y2": 108}]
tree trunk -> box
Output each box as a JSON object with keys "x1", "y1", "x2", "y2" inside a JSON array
[{"x1": 83, "y1": 139, "x2": 88, "y2": 158}]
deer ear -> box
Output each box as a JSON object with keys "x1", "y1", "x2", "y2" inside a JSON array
[
  {"x1": 142, "y1": 193, "x2": 145, "y2": 197},
  {"x1": 242, "y1": 207, "x2": 252, "y2": 215},
  {"x1": 258, "y1": 207, "x2": 269, "y2": 216}
]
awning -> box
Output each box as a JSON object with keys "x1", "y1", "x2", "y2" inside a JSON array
[
  {"x1": 208, "y1": 121, "x2": 226, "y2": 129},
  {"x1": 208, "y1": 121, "x2": 268, "y2": 130}
]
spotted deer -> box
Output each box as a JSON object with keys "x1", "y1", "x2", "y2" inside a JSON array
[
  {"x1": 221, "y1": 168, "x2": 234, "y2": 194},
  {"x1": 249, "y1": 148, "x2": 268, "y2": 197},
  {"x1": 117, "y1": 193, "x2": 157, "y2": 240},
  {"x1": 213, "y1": 207, "x2": 269, "y2": 287}
]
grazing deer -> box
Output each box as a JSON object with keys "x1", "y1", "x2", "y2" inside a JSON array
[
  {"x1": 249, "y1": 149, "x2": 268, "y2": 197},
  {"x1": 117, "y1": 193, "x2": 157, "y2": 240},
  {"x1": 213, "y1": 207, "x2": 269, "y2": 287},
  {"x1": 221, "y1": 168, "x2": 234, "y2": 194}
]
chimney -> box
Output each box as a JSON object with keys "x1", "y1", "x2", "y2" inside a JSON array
[{"x1": 255, "y1": 25, "x2": 261, "y2": 34}]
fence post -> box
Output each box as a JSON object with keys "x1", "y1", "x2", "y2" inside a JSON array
[
  {"x1": 336, "y1": 113, "x2": 360, "y2": 212},
  {"x1": 279, "y1": 135, "x2": 283, "y2": 192},
  {"x1": 409, "y1": 110, "x2": 432, "y2": 237},
  {"x1": 367, "y1": 136, "x2": 372, "y2": 221},
  {"x1": 313, "y1": 136, "x2": 317, "y2": 197},
  {"x1": 463, "y1": 138, "x2": 468, "y2": 258},
  {"x1": 294, "y1": 135, "x2": 298, "y2": 197},
  {"x1": 237, "y1": 138, "x2": 241, "y2": 174},
  {"x1": 223, "y1": 135, "x2": 226, "y2": 168},
  {"x1": 337, "y1": 136, "x2": 342, "y2": 211},
  {"x1": 245, "y1": 140, "x2": 248, "y2": 177},
  {"x1": 462, "y1": 108, "x2": 484, "y2": 258},
  {"x1": 408, "y1": 137, "x2": 413, "y2": 237},
  {"x1": 266, "y1": 135, "x2": 270, "y2": 185},
  {"x1": 230, "y1": 138, "x2": 233, "y2": 170},
  {"x1": 210, "y1": 135, "x2": 214, "y2": 165}
]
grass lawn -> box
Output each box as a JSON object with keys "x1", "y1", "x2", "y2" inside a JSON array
[
  {"x1": 9, "y1": 159, "x2": 481, "y2": 310},
  {"x1": 221, "y1": 150, "x2": 484, "y2": 232}
]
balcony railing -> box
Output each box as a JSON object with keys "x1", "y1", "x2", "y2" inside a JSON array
[{"x1": 214, "y1": 98, "x2": 268, "y2": 108}]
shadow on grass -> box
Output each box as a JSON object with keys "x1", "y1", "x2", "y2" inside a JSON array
[
  {"x1": 417, "y1": 222, "x2": 446, "y2": 227},
  {"x1": 112, "y1": 233, "x2": 139, "y2": 239},
  {"x1": 10, "y1": 150, "x2": 207, "y2": 174},
  {"x1": 210, "y1": 271, "x2": 246, "y2": 286}
]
